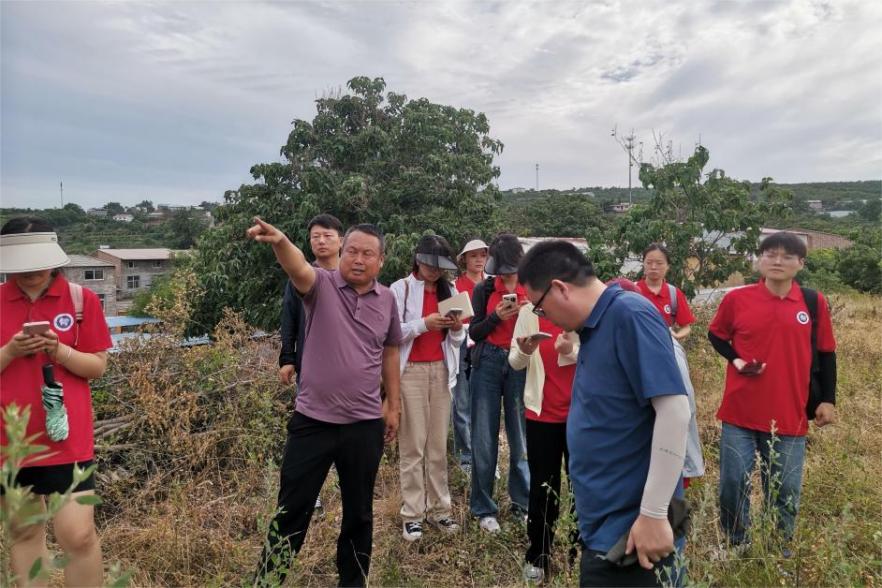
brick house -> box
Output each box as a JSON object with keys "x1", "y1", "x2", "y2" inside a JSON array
[
  {"x1": 63, "y1": 255, "x2": 118, "y2": 315},
  {"x1": 91, "y1": 248, "x2": 173, "y2": 312}
]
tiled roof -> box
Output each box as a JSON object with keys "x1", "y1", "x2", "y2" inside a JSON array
[
  {"x1": 94, "y1": 249, "x2": 171, "y2": 260},
  {"x1": 66, "y1": 254, "x2": 115, "y2": 268}
]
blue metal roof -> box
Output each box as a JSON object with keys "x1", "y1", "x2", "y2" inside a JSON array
[{"x1": 105, "y1": 316, "x2": 161, "y2": 328}]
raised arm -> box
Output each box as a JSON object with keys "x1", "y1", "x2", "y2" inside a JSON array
[{"x1": 246, "y1": 217, "x2": 316, "y2": 295}]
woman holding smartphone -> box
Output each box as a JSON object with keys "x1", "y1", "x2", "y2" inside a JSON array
[
  {"x1": 1, "y1": 217, "x2": 111, "y2": 586},
  {"x1": 635, "y1": 244, "x2": 705, "y2": 487},
  {"x1": 509, "y1": 304, "x2": 580, "y2": 584},
  {"x1": 467, "y1": 233, "x2": 530, "y2": 534},
  {"x1": 390, "y1": 235, "x2": 465, "y2": 542}
]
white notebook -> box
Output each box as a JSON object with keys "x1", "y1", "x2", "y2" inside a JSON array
[{"x1": 438, "y1": 290, "x2": 475, "y2": 320}]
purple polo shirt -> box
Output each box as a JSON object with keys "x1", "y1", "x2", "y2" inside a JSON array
[{"x1": 296, "y1": 268, "x2": 403, "y2": 424}]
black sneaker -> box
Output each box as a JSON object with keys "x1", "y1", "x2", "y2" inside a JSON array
[
  {"x1": 402, "y1": 521, "x2": 423, "y2": 542},
  {"x1": 430, "y1": 517, "x2": 460, "y2": 533}
]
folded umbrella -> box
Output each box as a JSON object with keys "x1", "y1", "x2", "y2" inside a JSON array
[{"x1": 42, "y1": 364, "x2": 69, "y2": 442}]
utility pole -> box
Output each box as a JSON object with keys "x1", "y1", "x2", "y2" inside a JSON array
[
  {"x1": 611, "y1": 126, "x2": 641, "y2": 205},
  {"x1": 535, "y1": 163, "x2": 540, "y2": 190},
  {"x1": 60, "y1": 181, "x2": 64, "y2": 207}
]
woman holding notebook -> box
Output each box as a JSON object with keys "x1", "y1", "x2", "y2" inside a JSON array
[
  {"x1": 390, "y1": 235, "x2": 465, "y2": 542},
  {"x1": 509, "y1": 303, "x2": 580, "y2": 584}
]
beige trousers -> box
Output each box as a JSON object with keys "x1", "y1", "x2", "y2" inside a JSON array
[{"x1": 399, "y1": 360, "x2": 453, "y2": 523}]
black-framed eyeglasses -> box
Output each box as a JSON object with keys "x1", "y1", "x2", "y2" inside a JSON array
[{"x1": 531, "y1": 283, "x2": 553, "y2": 317}]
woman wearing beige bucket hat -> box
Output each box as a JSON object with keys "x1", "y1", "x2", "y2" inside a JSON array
[
  {"x1": 1, "y1": 217, "x2": 111, "y2": 586},
  {"x1": 450, "y1": 239, "x2": 488, "y2": 473}
]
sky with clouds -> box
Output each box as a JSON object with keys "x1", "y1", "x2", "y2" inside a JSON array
[{"x1": 2, "y1": 0, "x2": 880, "y2": 209}]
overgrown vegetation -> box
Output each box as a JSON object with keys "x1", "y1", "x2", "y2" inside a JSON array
[{"x1": 0, "y1": 203, "x2": 211, "y2": 254}]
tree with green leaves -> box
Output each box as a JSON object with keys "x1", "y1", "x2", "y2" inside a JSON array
[
  {"x1": 514, "y1": 191, "x2": 604, "y2": 237},
  {"x1": 190, "y1": 76, "x2": 504, "y2": 331},
  {"x1": 601, "y1": 146, "x2": 792, "y2": 297}
]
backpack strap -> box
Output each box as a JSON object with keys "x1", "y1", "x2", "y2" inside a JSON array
[
  {"x1": 67, "y1": 281, "x2": 84, "y2": 348},
  {"x1": 403, "y1": 279, "x2": 410, "y2": 319},
  {"x1": 667, "y1": 283, "x2": 678, "y2": 321},
  {"x1": 801, "y1": 287, "x2": 819, "y2": 374},
  {"x1": 68, "y1": 281, "x2": 84, "y2": 322}
]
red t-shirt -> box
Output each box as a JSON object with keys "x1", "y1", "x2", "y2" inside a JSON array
[
  {"x1": 409, "y1": 287, "x2": 445, "y2": 362},
  {"x1": 485, "y1": 277, "x2": 526, "y2": 350},
  {"x1": 455, "y1": 274, "x2": 482, "y2": 324},
  {"x1": 1, "y1": 276, "x2": 112, "y2": 466},
  {"x1": 636, "y1": 280, "x2": 695, "y2": 327},
  {"x1": 526, "y1": 318, "x2": 575, "y2": 423},
  {"x1": 709, "y1": 281, "x2": 836, "y2": 436}
]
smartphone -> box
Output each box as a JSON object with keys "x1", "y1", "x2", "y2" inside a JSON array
[
  {"x1": 739, "y1": 360, "x2": 764, "y2": 376},
  {"x1": 528, "y1": 332, "x2": 553, "y2": 342},
  {"x1": 22, "y1": 321, "x2": 51, "y2": 336},
  {"x1": 502, "y1": 293, "x2": 518, "y2": 307},
  {"x1": 446, "y1": 308, "x2": 463, "y2": 319}
]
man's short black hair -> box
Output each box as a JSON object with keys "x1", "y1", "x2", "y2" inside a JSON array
[
  {"x1": 518, "y1": 240, "x2": 596, "y2": 290},
  {"x1": 307, "y1": 213, "x2": 343, "y2": 236},
  {"x1": 344, "y1": 223, "x2": 385, "y2": 254},
  {"x1": 758, "y1": 231, "x2": 807, "y2": 259}
]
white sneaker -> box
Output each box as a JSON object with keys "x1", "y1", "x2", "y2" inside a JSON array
[
  {"x1": 523, "y1": 563, "x2": 545, "y2": 584},
  {"x1": 479, "y1": 516, "x2": 501, "y2": 533},
  {"x1": 403, "y1": 521, "x2": 423, "y2": 542}
]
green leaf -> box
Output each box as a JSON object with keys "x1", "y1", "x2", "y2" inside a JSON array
[
  {"x1": 28, "y1": 557, "x2": 43, "y2": 580},
  {"x1": 75, "y1": 494, "x2": 103, "y2": 506}
]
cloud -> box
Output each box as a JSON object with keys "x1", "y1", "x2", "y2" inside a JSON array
[{"x1": 1, "y1": 0, "x2": 880, "y2": 209}]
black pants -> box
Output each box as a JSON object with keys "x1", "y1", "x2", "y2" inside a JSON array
[
  {"x1": 580, "y1": 549, "x2": 678, "y2": 587},
  {"x1": 525, "y1": 419, "x2": 579, "y2": 572},
  {"x1": 255, "y1": 412, "x2": 384, "y2": 587}
]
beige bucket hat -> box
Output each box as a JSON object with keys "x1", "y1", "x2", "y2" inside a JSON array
[
  {"x1": 458, "y1": 239, "x2": 488, "y2": 260},
  {"x1": 0, "y1": 232, "x2": 70, "y2": 273}
]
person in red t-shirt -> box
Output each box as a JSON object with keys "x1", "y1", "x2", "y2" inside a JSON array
[
  {"x1": 390, "y1": 235, "x2": 465, "y2": 542},
  {"x1": 635, "y1": 245, "x2": 705, "y2": 489},
  {"x1": 1, "y1": 217, "x2": 111, "y2": 587},
  {"x1": 451, "y1": 239, "x2": 488, "y2": 472},
  {"x1": 708, "y1": 231, "x2": 837, "y2": 553},
  {"x1": 636, "y1": 244, "x2": 696, "y2": 339},
  {"x1": 467, "y1": 234, "x2": 530, "y2": 534},
  {"x1": 509, "y1": 304, "x2": 580, "y2": 584}
]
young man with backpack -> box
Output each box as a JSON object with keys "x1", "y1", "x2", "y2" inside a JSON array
[{"x1": 708, "y1": 231, "x2": 837, "y2": 556}]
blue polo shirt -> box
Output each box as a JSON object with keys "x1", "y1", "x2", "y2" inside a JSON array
[{"x1": 568, "y1": 284, "x2": 686, "y2": 552}]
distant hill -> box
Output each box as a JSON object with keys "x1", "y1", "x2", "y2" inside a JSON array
[{"x1": 502, "y1": 180, "x2": 879, "y2": 209}]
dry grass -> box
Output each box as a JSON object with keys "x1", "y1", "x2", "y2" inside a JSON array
[{"x1": 5, "y1": 293, "x2": 880, "y2": 586}]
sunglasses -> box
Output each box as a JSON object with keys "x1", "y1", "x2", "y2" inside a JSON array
[{"x1": 531, "y1": 283, "x2": 553, "y2": 317}]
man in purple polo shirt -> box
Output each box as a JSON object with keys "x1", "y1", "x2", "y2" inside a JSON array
[{"x1": 248, "y1": 217, "x2": 403, "y2": 588}]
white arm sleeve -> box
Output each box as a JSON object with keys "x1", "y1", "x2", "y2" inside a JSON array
[{"x1": 640, "y1": 394, "x2": 690, "y2": 519}]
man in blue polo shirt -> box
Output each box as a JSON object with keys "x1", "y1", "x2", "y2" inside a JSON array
[{"x1": 519, "y1": 240, "x2": 691, "y2": 587}]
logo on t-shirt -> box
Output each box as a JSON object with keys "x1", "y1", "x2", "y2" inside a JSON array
[
  {"x1": 54, "y1": 313, "x2": 75, "y2": 332},
  {"x1": 663, "y1": 304, "x2": 672, "y2": 315},
  {"x1": 796, "y1": 311, "x2": 810, "y2": 325}
]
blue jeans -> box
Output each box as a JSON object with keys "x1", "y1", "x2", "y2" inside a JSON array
[
  {"x1": 469, "y1": 343, "x2": 530, "y2": 517},
  {"x1": 451, "y1": 339, "x2": 471, "y2": 466},
  {"x1": 719, "y1": 422, "x2": 806, "y2": 545}
]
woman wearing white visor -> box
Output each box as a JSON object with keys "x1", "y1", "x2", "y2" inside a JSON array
[
  {"x1": 390, "y1": 235, "x2": 465, "y2": 541},
  {"x1": 1, "y1": 217, "x2": 111, "y2": 586}
]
